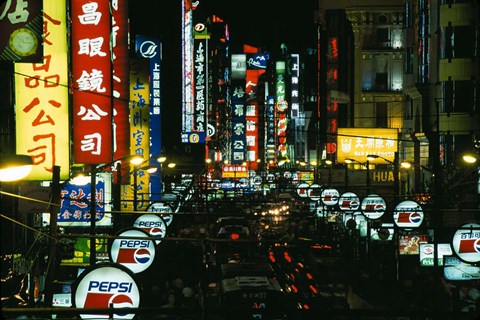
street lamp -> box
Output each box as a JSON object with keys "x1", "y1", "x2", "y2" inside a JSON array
[
  {"x1": 345, "y1": 158, "x2": 371, "y2": 193},
  {"x1": 0, "y1": 154, "x2": 33, "y2": 182},
  {"x1": 367, "y1": 153, "x2": 400, "y2": 202},
  {"x1": 88, "y1": 154, "x2": 143, "y2": 266}
]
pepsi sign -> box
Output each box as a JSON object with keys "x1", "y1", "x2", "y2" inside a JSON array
[
  {"x1": 110, "y1": 229, "x2": 156, "y2": 274},
  {"x1": 451, "y1": 222, "x2": 480, "y2": 264},
  {"x1": 133, "y1": 214, "x2": 167, "y2": 245},
  {"x1": 338, "y1": 192, "x2": 360, "y2": 212},
  {"x1": 393, "y1": 200, "x2": 424, "y2": 229},
  {"x1": 361, "y1": 194, "x2": 386, "y2": 220},
  {"x1": 73, "y1": 263, "x2": 140, "y2": 319},
  {"x1": 321, "y1": 188, "x2": 339, "y2": 206}
]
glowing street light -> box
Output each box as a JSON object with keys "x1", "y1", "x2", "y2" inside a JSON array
[{"x1": 0, "y1": 154, "x2": 33, "y2": 182}]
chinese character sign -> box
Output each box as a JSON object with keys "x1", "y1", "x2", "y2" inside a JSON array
[
  {"x1": 71, "y1": 0, "x2": 113, "y2": 164},
  {"x1": 112, "y1": 0, "x2": 130, "y2": 162},
  {"x1": 15, "y1": 0, "x2": 70, "y2": 180}
]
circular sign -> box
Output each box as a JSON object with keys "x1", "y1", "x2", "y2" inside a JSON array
[
  {"x1": 296, "y1": 182, "x2": 310, "y2": 198},
  {"x1": 338, "y1": 192, "x2": 360, "y2": 212},
  {"x1": 283, "y1": 171, "x2": 292, "y2": 179},
  {"x1": 393, "y1": 200, "x2": 424, "y2": 229},
  {"x1": 308, "y1": 184, "x2": 323, "y2": 201},
  {"x1": 73, "y1": 263, "x2": 140, "y2": 319},
  {"x1": 276, "y1": 100, "x2": 288, "y2": 112},
  {"x1": 451, "y1": 222, "x2": 480, "y2": 264},
  {"x1": 253, "y1": 175, "x2": 262, "y2": 186},
  {"x1": 138, "y1": 40, "x2": 158, "y2": 59},
  {"x1": 321, "y1": 188, "x2": 339, "y2": 206},
  {"x1": 133, "y1": 214, "x2": 167, "y2": 245},
  {"x1": 110, "y1": 228, "x2": 156, "y2": 274},
  {"x1": 239, "y1": 178, "x2": 249, "y2": 188},
  {"x1": 361, "y1": 194, "x2": 386, "y2": 220},
  {"x1": 266, "y1": 174, "x2": 275, "y2": 183}
]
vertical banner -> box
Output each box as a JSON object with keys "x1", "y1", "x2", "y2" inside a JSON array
[
  {"x1": 290, "y1": 54, "x2": 300, "y2": 119},
  {"x1": 276, "y1": 61, "x2": 288, "y2": 162},
  {"x1": 112, "y1": 0, "x2": 130, "y2": 162},
  {"x1": 126, "y1": 58, "x2": 150, "y2": 211},
  {"x1": 15, "y1": 0, "x2": 69, "y2": 180},
  {"x1": 71, "y1": 0, "x2": 113, "y2": 164},
  {"x1": 326, "y1": 37, "x2": 339, "y2": 156},
  {"x1": 266, "y1": 96, "x2": 276, "y2": 162},
  {"x1": 193, "y1": 37, "x2": 207, "y2": 135},
  {"x1": 231, "y1": 54, "x2": 247, "y2": 165},
  {"x1": 0, "y1": 0, "x2": 44, "y2": 62},
  {"x1": 135, "y1": 35, "x2": 162, "y2": 201},
  {"x1": 181, "y1": 0, "x2": 194, "y2": 135}
]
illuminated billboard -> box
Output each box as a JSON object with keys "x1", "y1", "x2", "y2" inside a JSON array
[
  {"x1": 15, "y1": 0, "x2": 69, "y2": 180},
  {"x1": 71, "y1": 0, "x2": 113, "y2": 164},
  {"x1": 337, "y1": 128, "x2": 398, "y2": 163},
  {"x1": 112, "y1": 0, "x2": 130, "y2": 162}
]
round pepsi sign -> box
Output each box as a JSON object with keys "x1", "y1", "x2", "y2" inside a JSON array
[
  {"x1": 451, "y1": 222, "x2": 480, "y2": 264},
  {"x1": 110, "y1": 228, "x2": 156, "y2": 274},
  {"x1": 393, "y1": 200, "x2": 424, "y2": 229},
  {"x1": 321, "y1": 188, "x2": 339, "y2": 206},
  {"x1": 133, "y1": 214, "x2": 167, "y2": 245},
  {"x1": 361, "y1": 194, "x2": 386, "y2": 220},
  {"x1": 338, "y1": 192, "x2": 360, "y2": 212},
  {"x1": 73, "y1": 263, "x2": 140, "y2": 319}
]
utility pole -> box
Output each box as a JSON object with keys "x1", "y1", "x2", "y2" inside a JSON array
[{"x1": 44, "y1": 165, "x2": 60, "y2": 307}]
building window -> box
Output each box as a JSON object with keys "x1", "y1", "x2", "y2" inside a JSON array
[{"x1": 375, "y1": 73, "x2": 388, "y2": 91}]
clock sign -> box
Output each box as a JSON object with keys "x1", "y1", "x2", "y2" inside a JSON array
[{"x1": 9, "y1": 27, "x2": 38, "y2": 57}]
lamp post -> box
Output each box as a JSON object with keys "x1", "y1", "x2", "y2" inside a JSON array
[
  {"x1": 88, "y1": 155, "x2": 143, "y2": 266},
  {"x1": 367, "y1": 153, "x2": 400, "y2": 203},
  {"x1": 132, "y1": 164, "x2": 158, "y2": 211},
  {"x1": 345, "y1": 158, "x2": 370, "y2": 194}
]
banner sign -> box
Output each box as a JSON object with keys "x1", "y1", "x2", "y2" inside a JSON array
[
  {"x1": 59, "y1": 173, "x2": 112, "y2": 227},
  {"x1": 14, "y1": 0, "x2": 69, "y2": 180},
  {"x1": 71, "y1": 0, "x2": 113, "y2": 164}
]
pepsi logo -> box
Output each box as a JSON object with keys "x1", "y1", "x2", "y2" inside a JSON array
[
  {"x1": 458, "y1": 238, "x2": 480, "y2": 254},
  {"x1": 116, "y1": 248, "x2": 152, "y2": 264}
]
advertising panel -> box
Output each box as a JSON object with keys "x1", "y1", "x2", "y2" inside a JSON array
[
  {"x1": 58, "y1": 172, "x2": 112, "y2": 227},
  {"x1": 133, "y1": 214, "x2": 167, "y2": 245},
  {"x1": 126, "y1": 58, "x2": 150, "y2": 211},
  {"x1": 71, "y1": 0, "x2": 113, "y2": 164},
  {"x1": 451, "y1": 222, "x2": 480, "y2": 264},
  {"x1": 135, "y1": 35, "x2": 163, "y2": 201},
  {"x1": 337, "y1": 128, "x2": 398, "y2": 164},
  {"x1": 393, "y1": 200, "x2": 424, "y2": 229},
  {"x1": 112, "y1": 0, "x2": 130, "y2": 163},
  {"x1": 14, "y1": 0, "x2": 69, "y2": 180},
  {"x1": 398, "y1": 234, "x2": 428, "y2": 255},
  {"x1": 444, "y1": 256, "x2": 480, "y2": 280},
  {"x1": 231, "y1": 78, "x2": 247, "y2": 164},
  {"x1": 276, "y1": 61, "x2": 288, "y2": 162},
  {"x1": 73, "y1": 263, "x2": 140, "y2": 319},
  {"x1": 361, "y1": 194, "x2": 386, "y2": 220},
  {"x1": 181, "y1": 0, "x2": 194, "y2": 133},
  {"x1": 193, "y1": 37, "x2": 207, "y2": 135},
  {"x1": 419, "y1": 243, "x2": 453, "y2": 267},
  {"x1": 109, "y1": 228, "x2": 156, "y2": 274},
  {"x1": 338, "y1": 192, "x2": 360, "y2": 213},
  {"x1": 60, "y1": 237, "x2": 109, "y2": 267}
]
